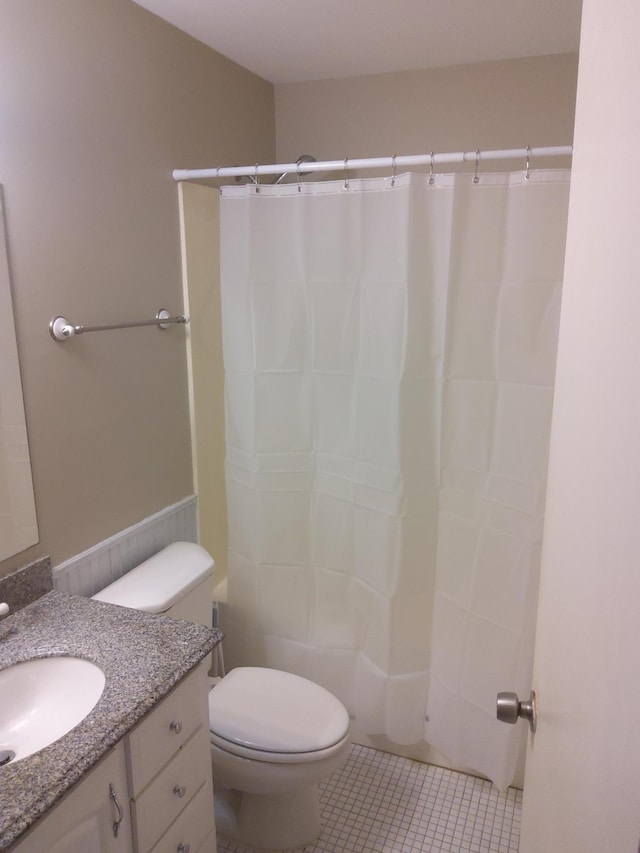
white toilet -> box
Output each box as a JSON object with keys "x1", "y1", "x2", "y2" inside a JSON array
[{"x1": 92, "y1": 542, "x2": 351, "y2": 850}]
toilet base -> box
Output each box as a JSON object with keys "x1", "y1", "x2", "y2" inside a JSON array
[{"x1": 214, "y1": 783, "x2": 322, "y2": 851}]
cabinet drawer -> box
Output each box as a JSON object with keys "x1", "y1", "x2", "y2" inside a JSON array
[
  {"x1": 132, "y1": 726, "x2": 211, "y2": 852},
  {"x1": 196, "y1": 826, "x2": 217, "y2": 853},
  {"x1": 150, "y1": 777, "x2": 215, "y2": 853},
  {"x1": 127, "y1": 661, "x2": 208, "y2": 795}
]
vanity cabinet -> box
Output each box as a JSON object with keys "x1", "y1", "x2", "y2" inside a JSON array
[
  {"x1": 12, "y1": 742, "x2": 133, "y2": 853},
  {"x1": 11, "y1": 661, "x2": 215, "y2": 853},
  {"x1": 126, "y1": 659, "x2": 216, "y2": 853}
]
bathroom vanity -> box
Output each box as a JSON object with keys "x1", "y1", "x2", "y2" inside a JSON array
[{"x1": 0, "y1": 590, "x2": 221, "y2": 852}]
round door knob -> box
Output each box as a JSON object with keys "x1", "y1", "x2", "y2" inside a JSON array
[
  {"x1": 496, "y1": 690, "x2": 537, "y2": 733},
  {"x1": 170, "y1": 720, "x2": 183, "y2": 734},
  {"x1": 173, "y1": 784, "x2": 187, "y2": 798}
]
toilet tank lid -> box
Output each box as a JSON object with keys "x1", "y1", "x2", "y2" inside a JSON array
[{"x1": 92, "y1": 542, "x2": 214, "y2": 613}]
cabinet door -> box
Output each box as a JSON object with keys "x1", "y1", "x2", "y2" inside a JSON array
[{"x1": 14, "y1": 744, "x2": 133, "y2": 853}]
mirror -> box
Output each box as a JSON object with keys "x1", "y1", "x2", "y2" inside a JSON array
[{"x1": 0, "y1": 186, "x2": 39, "y2": 561}]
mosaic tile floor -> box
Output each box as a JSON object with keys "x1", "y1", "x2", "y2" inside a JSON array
[{"x1": 216, "y1": 743, "x2": 522, "y2": 853}]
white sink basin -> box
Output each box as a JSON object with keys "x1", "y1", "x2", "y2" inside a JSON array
[{"x1": 0, "y1": 657, "x2": 105, "y2": 765}]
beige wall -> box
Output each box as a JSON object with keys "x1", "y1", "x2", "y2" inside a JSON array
[
  {"x1": 276, "y1": 54, "x2": 578, "y2": 172},
  {"x1": 0, "y1": 0, "x2": 275, "y2": 576},
  {"x1": 0, "y1": 3, "x2": 578, "y2": 585}
]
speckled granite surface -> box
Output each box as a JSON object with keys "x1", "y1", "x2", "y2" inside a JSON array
[
  {"x1": 0, "y1": 590, "x2": 222, "y2": 850},
  {"x1": 0, "y1": 557, "x2": 53, "y2": 613}
]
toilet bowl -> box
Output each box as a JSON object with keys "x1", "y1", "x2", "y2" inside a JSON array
[
  {"x1": 93, "y1": 542, "x2": 352, "y2": 850},
  {"x1": 208, "y1": 666, "x2": 351, "y2": 849}
]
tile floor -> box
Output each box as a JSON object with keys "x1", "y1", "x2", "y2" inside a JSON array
[{"x1": 216, "y1": 744, "x2": 522, "y2": 853}]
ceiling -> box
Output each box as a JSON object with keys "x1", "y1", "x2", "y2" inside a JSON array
[{"x1": 133, "y1": 0, "x2": 582, "y2": 85}]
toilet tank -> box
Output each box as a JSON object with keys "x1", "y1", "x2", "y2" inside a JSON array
[{"x1": 92, "y1": 541, "x2": 215, "y2": 628}]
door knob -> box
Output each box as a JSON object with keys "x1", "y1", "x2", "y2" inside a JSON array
[{"x1": 496, "y1": 690, "x2": 537, "y2": 733}]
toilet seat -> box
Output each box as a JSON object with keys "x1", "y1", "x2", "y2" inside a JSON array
[
  {"x1": 208, "y1": 667, "x2": 350, "y2": 763},
  {"x1": 209, "y1": 729, "x2": 351, "y2": 764}
]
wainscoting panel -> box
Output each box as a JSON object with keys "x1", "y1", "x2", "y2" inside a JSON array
[{"x1": 53, "y1": 497, "x2": 198, "y2": 597}]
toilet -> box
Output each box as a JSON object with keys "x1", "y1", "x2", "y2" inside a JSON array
[{"x1": 92, "y1": 542, "x2": 351, "y2": 850}]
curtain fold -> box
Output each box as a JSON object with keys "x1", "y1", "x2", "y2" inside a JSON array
[{"x1": 219, "y1": 170, "x2": 570, "y2": 789}]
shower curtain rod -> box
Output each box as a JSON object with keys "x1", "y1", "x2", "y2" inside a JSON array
[{"x1": 172, "y1": 145, "x2": 572, "y2": 182}]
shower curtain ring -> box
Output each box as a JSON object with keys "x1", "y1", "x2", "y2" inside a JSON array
[
  {"x1": 343, "y1": 157, "x2": 349, "y2": 190},
  {"x1": 391, "y1": 154, "x2": 396, "y2": 187},
  {"x1": 254, "y1": 163, "x2": 260, "y2": 193},
  {"x1": 525, "y1": 145, "x2": 531, "y2": 181},
  {"x1": 473, "y1": 149, "x2": 480, "y2": 184},
  {"x1": 429, "y1": 151, "x2": 435, "y2": 185}
]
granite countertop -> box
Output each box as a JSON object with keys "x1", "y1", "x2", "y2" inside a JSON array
[{"x1": 0, "y1": 589, "x2": 222, "y2": 850}]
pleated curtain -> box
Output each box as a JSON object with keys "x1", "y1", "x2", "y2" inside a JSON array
[{"x1": 219, "y1": 169, "x2": 570, "y2": 790}]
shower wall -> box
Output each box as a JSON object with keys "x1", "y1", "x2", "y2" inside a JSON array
[{"x1": 275, "y1": 54, "x2": 578, "y2": 170}]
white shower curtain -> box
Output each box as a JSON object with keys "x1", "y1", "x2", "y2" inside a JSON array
[{"x1": 219, "y1": 169, "x2": 570, "y2": 790}]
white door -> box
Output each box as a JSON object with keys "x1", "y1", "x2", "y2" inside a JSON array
[{"x1": 518, "y1": 2, "x2": 640, "y2": 851}]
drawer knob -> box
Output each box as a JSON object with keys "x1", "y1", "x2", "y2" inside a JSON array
[
  {"x1": 173, "y1": 784, "x2": 187, "y2": 798},
  {"x1": 177, "y1": 845, "x2": 191, "y2": 853},
  {"x1": 169, "y1": 720, "x2": 183, "y2": 734}
]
